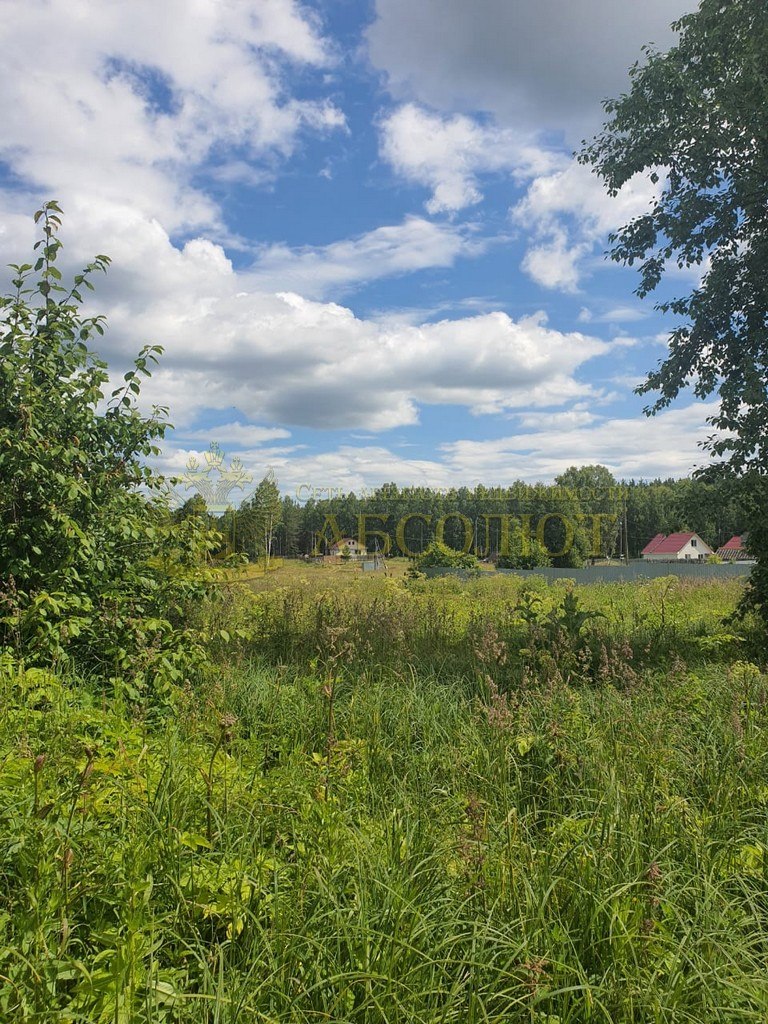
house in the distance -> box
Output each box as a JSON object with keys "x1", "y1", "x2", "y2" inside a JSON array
[
  {"x1": 329, "y1": 537, "x2": 368, "y2": 558},
  {"x1": 641, "y1": 532, "x2": 713, "y2": 561},
  {"x1": 716, "y1": 534, "x2": 753, "y2": 562}
]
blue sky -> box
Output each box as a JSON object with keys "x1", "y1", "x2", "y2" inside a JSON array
[{"x1": 0, "y1": 0, "x2": 714, "y2": 499}]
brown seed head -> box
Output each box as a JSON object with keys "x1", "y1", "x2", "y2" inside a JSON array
[{"x1": 646, "y1": 861, "x2": 662, "y2": 885}]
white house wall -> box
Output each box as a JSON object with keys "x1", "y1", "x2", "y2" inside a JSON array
[{"x1": 643, "y1": 536, "x2": 713, "y2": 561}]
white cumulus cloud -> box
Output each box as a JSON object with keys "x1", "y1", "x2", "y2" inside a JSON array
[
  {"x1": 512, "y1": 159, "x2": 659, "y2": 291},
  {"x1": 157, "y1": 401, "x2": 719, "y2": 496},
  {"x1": 379, "y1": 103, "x2": 557, "y2": 214},
  {"x1": 250, "y1": 216, "x2": 487, "y2": 298},
  {"x1": 0, "y1": 0, "x2": 344, "y2": 233},
  {"x1": 81, "y1": 208, "x2": 609, "y2": 430}
]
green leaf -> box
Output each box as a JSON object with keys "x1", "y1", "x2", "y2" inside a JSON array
[{"x1": 516, "y1": 734, "x2": 536, "y2": 756}]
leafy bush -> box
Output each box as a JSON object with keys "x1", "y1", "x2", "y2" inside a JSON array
[
  {"x1": 0, "y1": 203, "x2": 219, "y2": 697},
  {"x1": 496, "y1": 531, "x2": 551, "y2": 569},
  {"x1": 415, "y1": 540, "x2": 480, "y2": 571}
]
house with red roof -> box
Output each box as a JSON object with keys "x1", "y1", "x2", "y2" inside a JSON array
[
  {"x1": 716, "y1": 534, "x2": 753, "y2": 562},
  {"x1": 641, "y1": 532, "x2": 713, "y2": 561}
]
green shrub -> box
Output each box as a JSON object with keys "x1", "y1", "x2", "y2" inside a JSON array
[
  {"x1": 0, "y1": 203, "x2": 219, "y2": 698},
  {"x1": 415, "y1": 540, "x2": 479, "y2": 571},
  {"x1": 496, "y1": 534, "x2": 551, "y2": 569}
]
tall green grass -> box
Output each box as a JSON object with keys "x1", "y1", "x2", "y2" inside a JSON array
[
  {"x1": 3, "y1": 588, "x2": 768, "y2": 1023},
  {"x1": 222, "y1": 573, "x2": 752, "y2": 683}
]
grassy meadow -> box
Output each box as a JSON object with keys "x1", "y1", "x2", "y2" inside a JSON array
[{"x1": 3, "y1": 568, "x2": 768, "y2": 1021}]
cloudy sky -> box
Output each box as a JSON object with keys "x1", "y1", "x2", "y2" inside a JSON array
[{"x1": 0, "y1": 0, "x2": 706, "y2": 499}]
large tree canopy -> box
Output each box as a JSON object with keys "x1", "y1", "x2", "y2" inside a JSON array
[{"x1": 580, "y1": 0, "x2": 768, "y2": 474}]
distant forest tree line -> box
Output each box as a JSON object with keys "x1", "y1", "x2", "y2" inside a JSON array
[{"x1": 175, "y1": 464, "x2": 747, "y2": 569}]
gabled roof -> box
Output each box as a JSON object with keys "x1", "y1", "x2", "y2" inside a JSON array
[
  {"x1": 641, "y1": 533, "x2": 666, "y2": 555},
  {"x1": 716, "y1": 534, "x2": 751, "y2": 560},
  {"x1": 641, "y1": 531, "x2": 701, "y2": 555},
  {"x1": 718, "y1": 534, "x2": 747, "y2": 551}
]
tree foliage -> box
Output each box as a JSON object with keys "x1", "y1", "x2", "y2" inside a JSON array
[
  {"x1": 240, "y1": 471, "x2": 282, "y2": 567},
  {"x1": 580, "y1": 0, "x2": 768, "y2": 619},
  {"x1": 215, "y1": 471, "x2": 746, "y2": 562},
  {"x1": 496, "y1": 527, "x2": 551, "y2": 570},
  {"x1": 580, "y1": 0, "x2": 768, "y2": 473},
  {"x1": 0, "y1": 203, "x2": 217, "y2": 694},
  {"x1": 174, "y1": 493, "x2": 210, "y2": 524}
]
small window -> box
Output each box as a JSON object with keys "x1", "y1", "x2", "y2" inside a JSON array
[{"x1": 691, "y1": 538, "x2": 697, "y2": 547}]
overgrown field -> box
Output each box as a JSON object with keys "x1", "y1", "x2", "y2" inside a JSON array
[{"x1": 3, "y1": 573, "x2": 768, "y2": 1022}]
